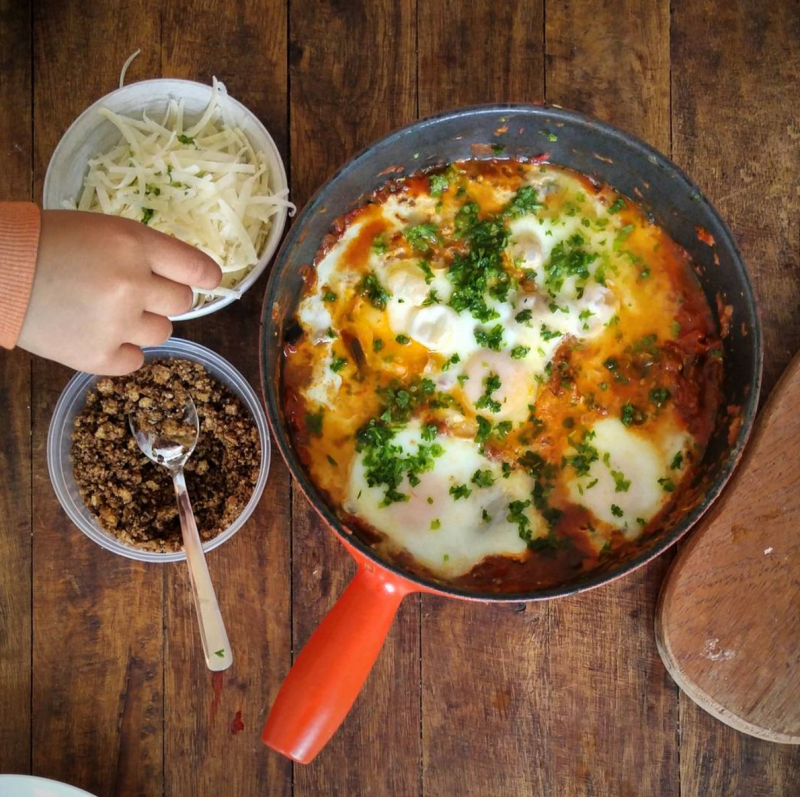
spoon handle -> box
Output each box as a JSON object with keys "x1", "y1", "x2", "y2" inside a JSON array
[{"x1": 173, "y1": 468, "x2": 233, "y2": 672}]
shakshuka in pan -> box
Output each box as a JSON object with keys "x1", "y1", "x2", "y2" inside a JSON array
[{"x1": 282, "y1": 159, "x2": 722, "y2": 592}]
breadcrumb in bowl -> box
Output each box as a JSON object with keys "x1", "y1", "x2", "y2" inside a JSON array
[{"x1": 47, "y1": 339, "x2": 270, "y2": 562}]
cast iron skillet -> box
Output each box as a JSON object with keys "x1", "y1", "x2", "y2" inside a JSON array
[{"x1": 258, "y1": 105, "x2": 762, "y2": 764}]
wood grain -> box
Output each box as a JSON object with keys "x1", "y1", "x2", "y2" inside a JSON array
[
  {"x1": 417, "y1": 5, "x2": 549, "y2": 797},
  {"x1": 657, "y1": 351, "x2": 800, "y2": 743},
  {"x1": 418, "y1": 0, "x2": 545, "y2": 110},
  {"x1": 671, "y1": 0, "x2": 800, "y2": 792},
  {"x1": 288, "y1": 1, "x2": 421, "y2": 794},
  {"x1": 544, "y1": 2, "x2": 678, "y2": 796},
  {"x1": 163, "y1": 1, "x2": 292, "y2": 795},
  {"x1": 0, "y1": 0, "x2": 32, "y2": 775},
  {"x1": 672, "y1": 0, "x2": 800, "y2": 399},
  {"x1": 30, "y1": 4, "x2": 165, "y2": 796}
]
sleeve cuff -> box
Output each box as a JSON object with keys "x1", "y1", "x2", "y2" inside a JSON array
[{"x1": 0, "y1": 202, "x2": 41, "y2": 349}]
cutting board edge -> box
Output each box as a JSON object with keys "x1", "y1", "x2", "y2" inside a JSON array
[{"x1": 654, "y1": 602, "x2": 800, "y2": 745}]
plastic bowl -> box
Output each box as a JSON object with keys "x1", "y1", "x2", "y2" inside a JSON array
[
  {"x1": 47, "y1": 338, "x2": 271, "y2": 562},
  {"x1": 42, "y1": 78, "x2": 289, "y2": 321}
]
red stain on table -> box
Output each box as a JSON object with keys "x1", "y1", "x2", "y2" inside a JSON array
[
  {"x1": 231, "y1": 710, "x2": 245, "y2": 735},
  {"x1": 210, "y1": 671, "x2": 224, "y2": 725}
]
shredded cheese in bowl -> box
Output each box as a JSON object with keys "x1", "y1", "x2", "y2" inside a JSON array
[{"x1": 64, "y1": 78, "x2": 294, "y2": 311}]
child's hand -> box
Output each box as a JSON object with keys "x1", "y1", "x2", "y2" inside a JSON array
[{"x1": 17, "y1": 210, "x2": 221, "y2": 374}]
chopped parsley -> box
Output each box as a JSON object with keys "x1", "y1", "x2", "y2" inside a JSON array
[
  {"x1": 610, "y1": 468, "x2": 631, "y2": 493},
  {"x1": 502, "y1": 186, "x2": 541, "y2": 219},
  {"x1": 371, "y1": 233, "x2": 388, "y2": 254},
  {"x1": 395, "y1": 334, "x2": 410, "y2": 345},
  {"x1": 515, "y1": 309, "x2": 533, "y2": 324},
  {"x1": 322, "y1": 290, "x2": 337, "y2": 303},
  {"x1": 421, "y1": 423, "x2": 438, "y2": 442},
  {"x1": 671, "y1": 320, "x2": 682, "y2": 338},
  {"x1": 501, "y1": 462, "x2": 512, "y2": 479},
  {"x1": 142, "y1": 207, "x2": 155, "y2": 225},
  {"x1": 567, "y1": 432, "x2": 599, "y2": 477},
  {"x1": 475, "y1": 415, "x2": 492, "y2": 444},
  {"x1": 449, "y1": 484, "x2": 472, "y2": 500},
  {"x1": 608, "y1": 198, "x2": 626, "y2": 214},
  {"x1": 305, "y1": 411, "x2": 323, "y2": 436},
  {"x1": 649, "y1": 387, "x2": 671, "y2": 407},
  {"x1": 620, "y1": 402, "x2": 647, "y2": 427},
  {"x1": 510, "y1": 345, "x2": 530, "y2": 359},
  {"x1": 145, "y1": 183, "x2": 161, "y2": 196},
  {"x1": 355, "y1": 419, "x2": 444, "y2": 505},
  {"x1": 481, "y1": 508, "x2": 492, "y2": 523},
  {"x1": 357, "y1": 272, "x2": 391, "y2": 310},
  {"x1": 422, "y1": 289, "x2": 441, "y2": 306},
  {"x1": 406, "y1": 222, "x2": 441, "y2": 253},
  {"x1": 372, "y1": 338, "x2": 384, "y2": 352},
  {"x1": 447, "y1": 208, "x2": 510, "y2": 321},
  {"x1": 430, "y1": 519, "x2": 441, "y2": 530},
  {"x1": 471, "y1": 469, "x2": 495, "y2": 488},
  {"x1": 418, "y1": 260, "x2": 435, "y2": 284},
  {"x1": 442, "y1": 353, "x2": 461, "y2": 371},
  {"x1": 670, "y1": 452, "x2": 683, "y2": 470},
  {"x1": 429, "y1": 173, "x2": 449, "y2": 197},
  {"x1": 474, "y1": 324, "x2": 504, "y2": 351},
  {"x1": 475, "y1": 372, "x2": 502, "y2": 413},
  {"x1": 540, "y1": 129, "x2": 558, "y2": 142},
  {"x1": 543, "y1": 233, "x2": 597, "y2": 296},
  {"x1": 177, "y1": 134, "x2": 196, "y2": 146},
  {"x1": 658, "y1": 477, "x2": 676, "y2": 493},
  {"x1": 540, "y1": 324, "x2": 562, "y2": 342},
  {"x1": 330, "y1": 356, "x2": 347, "y2": 373},
  {"x1": 610, "y1": 504, "x2": 624, "y2": 518}
]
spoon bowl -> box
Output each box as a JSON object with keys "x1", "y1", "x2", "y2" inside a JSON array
[{"x1": 128, "y1": 395, "x2": 200, "y2": 470}]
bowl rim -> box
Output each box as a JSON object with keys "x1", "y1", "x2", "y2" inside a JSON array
[
  {"x1": 42, "y1": 77, "x2": 290, "y2": 322},
  {"x1": 260, "y1": 101, "x2": 763, "y2": 603},
  {"x1": 48, "y1": 337, "x2": 271, "y2": 563}
]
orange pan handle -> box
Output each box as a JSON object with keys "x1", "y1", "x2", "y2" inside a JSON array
[{"x1": 262, "y1": 558, "x2": 415, "y2": 764}]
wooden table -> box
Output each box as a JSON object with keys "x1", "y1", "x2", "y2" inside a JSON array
[{"x1": 1, "y1": 1, "x2": 798, "y2": 795}]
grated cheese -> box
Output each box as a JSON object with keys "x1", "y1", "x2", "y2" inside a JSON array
[{"x1": 66, "y1": 77, "x2": 294, "y2": 310}]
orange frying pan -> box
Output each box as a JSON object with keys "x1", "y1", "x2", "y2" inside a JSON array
[{"x1": 258, "y1": 104, "x2": 762, "y2": 763}]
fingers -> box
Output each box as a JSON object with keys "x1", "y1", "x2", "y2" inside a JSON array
[
  {"x1": 102, "y1": 343, "x2": 145, "y2": 376},
  {"x1": 127, "y1": 312, "x2": 173, "y2": 348},
  {"x1": 144, "y1": 229, "x2": 223, "y2": 289},
  {"x1": 145, "y1": 275, "x2": 194, "y2": 317}
]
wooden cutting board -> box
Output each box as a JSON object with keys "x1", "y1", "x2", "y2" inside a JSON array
[{"x1": 656, "y1": 351, "x2": 800, "y2": 744}]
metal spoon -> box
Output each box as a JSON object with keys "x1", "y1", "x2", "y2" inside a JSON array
[{"x1": 129, "y1": 396, "x2": 233, "y2": 672}]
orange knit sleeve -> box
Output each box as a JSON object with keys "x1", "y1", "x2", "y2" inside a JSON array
[{"x1": 0, "y1": 202, "x2": 41, "y2": 349}]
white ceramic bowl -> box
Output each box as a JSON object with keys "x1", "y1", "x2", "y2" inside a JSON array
[
  {"x1": 0, "y1": 775, "x2": 98, "y2": 797},
  {"x1": 47, "y1": 338, "x2": 271, "y2": 563},
  {"x1": 43, "y1": 78, "x2": 289, "y2": 321}
]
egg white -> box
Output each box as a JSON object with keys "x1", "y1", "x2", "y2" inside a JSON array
[{"x1": 345, "y1": 421, "x2": 544, "y2": 578}]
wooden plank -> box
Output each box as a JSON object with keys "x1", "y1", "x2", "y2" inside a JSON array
[
  {"x1": 162, "y1": 1, "x2": 292, "y2": 795},
  {"x1": 542, "y1": 2, "x2": 678, "y2": 796},
  {"x1": 416, "y1": 4, "x2": 549, "y2": 796},
  {"x1": 418, "y1": 0, "x2": 545, "y2": 109},
  {"x1": 672, "y1": 0, "x2": 800, "y2": 398},
  {"x1": 288, "y1": 1, "x2": 421, "y2": 793},
  {"x1": 671, "y1": 0, "x2": 800, "y2": 792},
  {"x1": 30, "y1": 4, "x2": 165, "y2": 795},
  {"x1": 0, "y1": 0, "x2": 32, "y2": 774}
]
